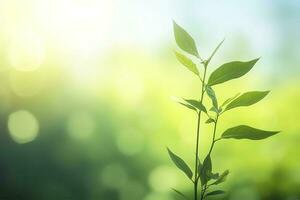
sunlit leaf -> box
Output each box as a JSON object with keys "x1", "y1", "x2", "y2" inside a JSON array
[
  {"x1": 207, "y1": 58, "x2": 259, "y2": 86},
  {"x1": 167, "y1": 148, "x2": 193, "y2": 179},
  {"x1": 221, "y1": 93, "x2": 240, "y2": 108},
  {"x1": 184, "y1": 99, "x2": 207, "y2": 113},
  {"x1": 209, "y1": 107, "x2": 219, "y2": 113},
  {"x1": 172, "y1": 188, "x2": 189, "y2": 200},
  {"x1": 179, "y1": 102, "x2": 197, "y2": 111},
  {"x1": 221, "y1": 125, "x2": 280, "y2": 140},
  {"x1": 212, "y1": 170, "x2": 229, "y2": 185},
  {"x1": 225, "y1": 91, "x2": 269, "y2": 111},
  {"x1": 206, "y1": 38, "x2": 225, "y2": 65},
  {"x1": 172, "y1": 97, "x2": 196, "y2": 112},
  {"x1": 173, "y1": 97, "x2": 207, "y2": 113},
  {"x1": 174, "y1": 51, "x2": 199, "y2": 76},
  {"x1": 173, "y1": 21, "x2": 199, "y2": 58},
  {"x1": 206, "y1": 86, "x2": 218, "y2": 109},
  {"x1": 205, "y1": 190, "x2": 225, "y2": 197}
]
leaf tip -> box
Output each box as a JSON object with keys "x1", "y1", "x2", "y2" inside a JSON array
[
  {"x1": 274, "y1": 130, "x2": 281, "y2": 134},
  {"x1": 220, "y1": 37, "x2": 226, "y2": 45},
  {"x1": 253, "y1": 57, "x2": 261, "y2": 63},
  {"x1": 264, "y1": 90, "x2": 271, "y2": 96},
  {"x1": 260, "y1": 90, "x2": 271, "y2": 98},
  {"x1": 172, "y1": 20, "x2": 177, "y2": 29}
]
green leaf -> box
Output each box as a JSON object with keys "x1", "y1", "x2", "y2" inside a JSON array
[
  {"x1": 221, "y1": 125, "x2": 280, "y2": 140},
  {"x1": 198, "y1": 159, "x2": 203, "y2": 175},
  {"x1": 225, "y1": 91, "x2": 269, "y2": 111},
  {"x1": 184, "y1": 99, "x2": 207, "y2": 113},
  {"x1": 174, "y1": 51, "x2": 199, "y2": 76},
  {"x1": 209, "y1": 172, "x2": 220, "y2": 180},
  {"x1": 173, "y1": 21, "x2": 199, "y2": 58},
  {"x1": 205, "y1": 190, "x2": 226, "y2": 197},
  {"x1": 209, "y1": 107, "x2": 219, "y2": 113},
  {"x1": 178, "y1": 102, "x2": 197, "y2": 112},
  {"x1": 200, "y1": 155, "x2": 212, "y2": 185},
  {"x1": 205, "y1": 118, "x2": 215, "y2": 124},
  {"x1": 221, "y1": 93, "x2": 240, "y2": 108},
  {"x1": 212, "y1": 170, "x2": 229, "y2": 185},
  {"x1": 218, "y1": 107, "x2": 223, "y2": 113},
  {"x1": 172, "y1": 97, "x2": 196, "y2": 112},
  {"x1": 172, "y1": 188, "x2": 189, "y2": 200},
  {"x1": 207, "y1": 58, "x2": 259, "y2": 86},
  {"x1": 167, "y1": 148, "x2": 193, "y2": 179},
  {"x1": 173, "y1": 97, "x2": 207, "y2": 113},
  {"x1": 206, "y1": 38, "x2": 225, "y2": 65},
  {"x1": 206, "y1": 86, "x2": 218, "y2": 109}
]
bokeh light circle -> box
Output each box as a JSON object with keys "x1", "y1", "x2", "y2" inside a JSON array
[
  {"x1": 100, "y1": 163, "x2": 128, "y2": 189},
  {"x1": 116, "y1": 129, "x2": 144, "y2": 156},
  {"x1": 148, "y1": 165, "x2": 179, "y2": 192},
  {"x1": 67, "y1": 111, "x2": 95, "y2": 140},
  {"x1": 8, "y1": 110, "x2": 39, "y2": 144}
]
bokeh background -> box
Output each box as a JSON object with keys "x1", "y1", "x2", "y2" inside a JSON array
[{"x1": 0, "y1": 0, "x2": 299, "y2": 200}]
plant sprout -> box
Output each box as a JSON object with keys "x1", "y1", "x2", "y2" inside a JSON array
[{"x1": 167, "y1": 21, "x2": 280, "y2": 200}]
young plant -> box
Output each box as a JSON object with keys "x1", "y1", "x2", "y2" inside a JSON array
[{"x1": 167, "y1": 21, "x2": 280, "y2": 200}]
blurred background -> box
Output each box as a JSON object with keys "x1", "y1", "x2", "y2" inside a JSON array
[{"x1": 0, "y1": 0, "x2": 299, "y2": 199}]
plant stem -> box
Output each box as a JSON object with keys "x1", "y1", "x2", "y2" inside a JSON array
[
  {"x1": 200, "y1": 114, "x2": 219, "y2": 199},
  {"x1": 194, "y1": 64, "x2": 207, "y2": 200},
  {"x1": 200, "y1": 184, "x2": 207, "y2": 200},
  {"x1": 208, "y1": 115, "x2": 219, "y2": 156}
]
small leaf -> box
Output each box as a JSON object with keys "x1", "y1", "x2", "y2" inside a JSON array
[
  {"x1": 225, "y1": 91, "x2": 269, "y2": 111},
  {"x1": 172, "y1": 97, "x2": 197, "y2": 112},
  {"x1": 200, "y1": 155, "x2": 212, "y2": 185},
  {"x1": 173, "y1": 97, "x2": 207, "y2": 113},
  {"x1": 184, "y1": 99, "x2": 207, "y2": 113},
  {"x1": 198, "y1": 160, "x2": 203, "y2": 175},
  {"x1": 174, "y1": 51, "x2": 199, "y2": 76},
  {"x1": 205, "y1": 190, "x2": 226, "y2": 197},
  {"x1": 206, "y1": 38, "x2": 225, "y2": 65},
  {"x1": 178, "y1": 102, "x2": 197, "y2": 112},
  {"x1": 209, "y1": 107, "x2": 219, "y2": 113},
  {"x1": 206, "y1": 86, "x2": 218, "y2": 109},
  {"x1": 209, "y1": 172, "x2": 220, "y2": 180},
  {"x1": 218, "y1": 107, "x2": 223, "y2": 113},
  {"x1": 167, "y1": 148, "x2": 193, "y2": 179},
  {"x1": 221, "y1": 93, "x2": 240, "y2": 108},
  {"x1": 207, "y1": 58, "x2": 259, "y2": 86},
  {"x1": 172, "y1": 188, "x2": 189, "y2": 200},
  {"x1": 212, "y1": 170, "x2": 229, "y2": 185},
  {"x1": 205, "y1": 118, "x2": 215, "y2": 124},
  {"x1": 221, "y1": 125, "x2": 280, "y2": 140},
  {"x1": 173, "y1": 21, "x2": 199, "y2": 58}
]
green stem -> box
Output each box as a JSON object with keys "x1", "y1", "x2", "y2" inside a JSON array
[
  {"x1": 200, "y1": 114, "x2": 219, "y2": 199},
  {"x1": 194, "y1": 64, "x2": 207, "y2": 200},
  {"x1": 208, "y1": 115, "x2": 219, "y2": 156},
  {"x1": 200, "y1": 184, "x2": 207, "y2": 200}
]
